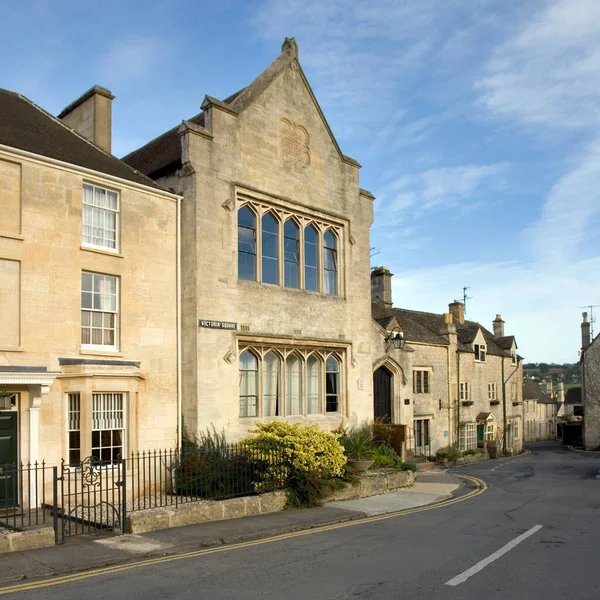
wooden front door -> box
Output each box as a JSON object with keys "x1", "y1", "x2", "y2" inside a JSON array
[
  {"x1": 0, "y1": 411, "x2": 18, "y2": 508},
  {"x1": 373, "y1": 366, "x2": 392, "y2": 422}
]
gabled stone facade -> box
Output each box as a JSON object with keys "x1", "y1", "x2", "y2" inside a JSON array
[{"x1": 581, "y1": 313, "x2": 600, "y2": 449}]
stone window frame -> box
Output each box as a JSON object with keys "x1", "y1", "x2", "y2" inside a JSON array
[
  {"x1": 238, "y1": 345, "x2": 345, "y2": 419},
  {"x1": 474, "y1": 343, "x2": 486, "y2": 362},
  {"x1": 235, "y1": 189, "x2": 345, "y2": 297},
  {"x1": 82, "y1": 182, "x2": 120, "y2": 253},
  {"x1": 459, "y1": 422, "x2": 477, "y2": 451},
  {"x1": 66, "y1": 391, "x2": 127, "y2": 466},
  {"x1": 80, "y1": 271, "x2": 120, "y2": 352},
  {"x1": 460, "y1": 381, "x2": 470, "y2": 401},
  {"x1": 488, "y1": 382, "x2": 497, "y2": 401},
  {"x1": 413, "y1": 369, "x2": 431, "y2": 394}
]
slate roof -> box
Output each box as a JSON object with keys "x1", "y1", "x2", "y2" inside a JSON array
[
  {"x1": 372, "y1": 301, "x2": 512, "y2": 357},
  {"x1": 122, "y1": 112, "x2": 205, "y2": 179},
  {"x1": 495, "y1": 335, "x2": 516, "y2": 350},
  {"x1": 522, "y1": 379, "x2": 557, "y2": 404},
  {"x1": 0, "y1": 89, "x2": 162, "y2": 190},
  {"x1": 565, "y1": 387, "x2": 582, "y2": 405}
]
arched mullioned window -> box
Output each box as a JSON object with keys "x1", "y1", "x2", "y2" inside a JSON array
[
  {"x1": 323, "y1": 230, "x2": 337, "y2": 295},
  {"x1": 284, "y1": 220, "x2": 300, "y2": 288},
  {"x1": 263, "y1": 351, "x2": 280, "y2": 417},
  {"x1": 238, "y1": 207, "x2": 256, "y2": 281},
  {"x1": 261, "y1": 213, "x2": 279, "y2": 285},
  {"x1": 239, "y1": 350, "x2": 258, "y2": 417},
  {"x1": 325, "y1": 355, "x2": 340, "y2": 413},
  {"x1": 306, "y1": 354, "x2": 322, "y2": 414},
  {"x1": 286, "y1": 353, "x2": 302, "y2": 415},
  {"x1": 304, "y1": 224, "x2": 319, "y2": 292}
]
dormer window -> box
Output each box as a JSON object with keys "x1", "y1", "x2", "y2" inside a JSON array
[
  {"x1": 474, "y1": 343, "x2": 486, "y2": 362},
  {"x1": 511, "y1": 350, "x2": 518, "y2": 365}
]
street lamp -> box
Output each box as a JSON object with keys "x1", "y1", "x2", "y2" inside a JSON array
[{"x1": 386, "y1": 327, "x2": 406, "y2": 350}]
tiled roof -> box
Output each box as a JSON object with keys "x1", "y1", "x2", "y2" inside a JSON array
[
  {"x1": 522, "y1": 379, "x2": 556, "y2": 403},
  {"x1": 0, "y1": 89, "x2": 162, "y2": 190},
  {"x1": 495, "y1": 335, "x2": 516, "y2": 350},
  {"x1": 371, "y1": 301, "x2": 512, "y2": 357},
  {"x1": 122, "y1": 112, "x2": 205, "y2": 179},
  {"x1": 565, "y1": 386, "x2": 582, "y2": 405}
]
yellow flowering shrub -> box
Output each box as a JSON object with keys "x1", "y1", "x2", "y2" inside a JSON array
[{"x1": 242, "y1": 422, "x2": 346, "y2": 486}]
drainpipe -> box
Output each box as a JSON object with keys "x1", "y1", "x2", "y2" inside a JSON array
[
  {"x1": 456, "y1": 351, "x2": 461, "y2": 446},
  {"x1": 176, "y1": 195, "x2": 183, "y2": 451},
  {"x1": 502, "y1": 356, "x2": 507, "y2": 455}
]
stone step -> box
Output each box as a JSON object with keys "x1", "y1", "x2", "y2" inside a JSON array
[{"x1": 416, "y1": 461, "x2": 436, "y2": 472}]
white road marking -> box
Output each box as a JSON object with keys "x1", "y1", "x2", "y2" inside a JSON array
[{"x1": 445, "y1": 525, "x2": 543, "y2": 587}]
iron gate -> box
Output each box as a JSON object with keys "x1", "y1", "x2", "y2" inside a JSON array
[{"x1": 55, "y1": 457, "x2": 127, "y2": 542}]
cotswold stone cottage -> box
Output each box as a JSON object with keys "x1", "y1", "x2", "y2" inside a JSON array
[
  {"x1": 123, "y1": 39, "x2": 377, "y2": 439},
  {"x1": 371, "y1": 267, "x2": 523, "y2": 455},
  {"x1": 581, "y1": 312, "x2": 600, "y2": 449}
]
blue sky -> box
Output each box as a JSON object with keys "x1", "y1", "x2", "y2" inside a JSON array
[{"x1": 2, "y1": 0, "x2": 599, "y2": 363}]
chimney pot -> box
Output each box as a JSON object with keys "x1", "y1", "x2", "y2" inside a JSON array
[
  {"x1": 582, "y1": 311, "x2": 591, "y2": 350},
  {"x1": 493, "y1": 314, "x2": 505, "y2": 338},
  {"x1": 371, "y1": 266, "x2": 393, "y2": 307},
  {"x1": 448, "y1": 300, "x2": 465, "y2": 324}
]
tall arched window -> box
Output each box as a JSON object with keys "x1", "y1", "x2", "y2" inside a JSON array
[
  {"x1": 306, "y1": 354, "x2": 322, "y2": 414},
  {"x1": 263, "y1": 351, "x2": 280, "y2": 416},
  {"x1": 238, "y1": 207, "x2": 256, "y2": 281},
  {"x1": 239, "y1": 350, "x2": 258, "y2": 417},
  {"x1": 284, "y1": 220, "x2": 300, "y2": 288},
  {"x1": 304, "y1": 225, "x2": 319, "y2": 292},
  {"x1": 323, "y1": 230, "x2": 337, "y2": 295},
  {"x1": 286, "y1": 354, "x2": 302, "y2": 415},
  {"x1": 262, "y1": 213, "x2": 279, "y2": 285},
  {"x1": 325, "y1": 356, "x2": 339, "y2": 413}
]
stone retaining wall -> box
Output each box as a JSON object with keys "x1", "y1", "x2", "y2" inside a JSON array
[
  {"x1": 126, "y1": 491, "x2": 287, "y2": 534},
  {"x1": 0, "y1": 527, "x2": 55, "y2": 554},
  {"x1": 328, "y1": 470, "x2": 415, "y2": 502},
  {"x1": 436, "y1": 452, "x2": 488, "y2": 467}
]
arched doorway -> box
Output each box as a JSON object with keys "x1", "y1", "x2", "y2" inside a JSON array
[{"x1": 373, "y1": 366, "x2": 393, "y2": 422}]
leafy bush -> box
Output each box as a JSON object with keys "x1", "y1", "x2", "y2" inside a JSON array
[
  {"x1": 371, "y1": 419, "x2": 395, "y2": 447},
  {"x1": 436, "y1": 444, "x2": 462, "y2": 461},
  {"x1": 463, "y1": 448, "x2": 484, "y2": 456},
  {"x1": 241, "y1": 422, "x2": 347, "y2": 504},
  {"x1": 401, "y1": 462, "x2": 417, "y2": 472},
  {"x1": 339, "y1": 423, "x2": 374, "y2": 460},
  {"x1": 371, "y1": 444, "x2": 404, "y2": 468}
]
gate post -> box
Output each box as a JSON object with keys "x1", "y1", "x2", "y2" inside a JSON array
[
  {"x1": 52, "y1": 466, "x2": 58, "y2": 545},
  {"x1": 121, "y1": 458, "x2": 127, "y2": 534}
]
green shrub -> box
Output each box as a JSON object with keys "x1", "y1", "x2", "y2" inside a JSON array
[
  {"x1": 241, "y1": 422, "x2": 347, "y2": 505},
  {"x1": 463, "y1": 448, "x2": 484, "y2": 456},
  {"x1": 371, "y1": 419, "x2": 395, "y2": 447},
  {"x1": 339, "y1": 423, "x2": 374, "y2": 460},
  {"x1": 401, "y1": 462, "x2": 417, "y2": 472},
  {"x1": 371, "y1": 444, "x2": 404, "y2": 468},
  {"x1": 436, "y1": 444, "x2": 462, "y2": 461}
]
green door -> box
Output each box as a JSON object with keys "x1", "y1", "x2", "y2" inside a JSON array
[
  {"x1": 477, "y1": 424, "x2": 484, "y2": 442},
  {"x1": 0, "y1": 412, "x2": 18, "y2": 508}
]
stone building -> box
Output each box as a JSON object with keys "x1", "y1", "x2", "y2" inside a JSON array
[
  {"x1": 123, "y1": 39, "x2": 377, "y2": 439},
  {"x1": 371, "y1": 267, "x2": 523, "y2": 455},
  {"x1": 581, "y1": 312, "x2": 600, "y2": 449},
  {"x1": 0, "y1": 87, "x2": 180, "y2": 472},
  {"x1": 522, "y1": 379, "x2": 559, "y2": 442}
]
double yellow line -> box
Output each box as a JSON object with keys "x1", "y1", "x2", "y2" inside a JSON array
[{"x1": 0, "y1": 474, "x2": 486, "y2": 596}]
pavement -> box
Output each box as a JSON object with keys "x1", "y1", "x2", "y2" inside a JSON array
[{"x1": 0, "y1": 470, "x2": 462, "y2": 587}]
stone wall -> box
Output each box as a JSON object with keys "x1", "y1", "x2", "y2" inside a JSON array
[{"x1": 584, "y1": 339, "x2": 600, "y2": 449}]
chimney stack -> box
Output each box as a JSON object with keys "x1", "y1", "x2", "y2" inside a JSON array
[
  {"x1": 557, "y1": 382, "x2": 565, "y2": 403},
  {"x1": 371, "y1": 267, "x2": 393, "y2": 307},
  {"x1": 448, "y1": 300, "x2": 465, "y2": 324},
  {"x1": 58, "y1": 86, "x2": 114, "y2": 154},
  {"x1": 582, "y1": 312, "x2": 591, "y2": 350},
  {"x1": 493, "y1": 314, "x2": 505, "y2": 338}
]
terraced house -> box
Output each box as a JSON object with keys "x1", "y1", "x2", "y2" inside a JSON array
[
  {"x1": 123, "y1": 39, "x2": 377, "y2": 440},
  {"x1": 0, "y1": 87, "x2": 180, "y2": 476},
  {"x1": 371, "y1": 267, "x2": 523, "y2": 456}
]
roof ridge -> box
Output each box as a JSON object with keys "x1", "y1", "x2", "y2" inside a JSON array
[{"x1": 11, "y1": 90, "x2": 158, "y2": 188}]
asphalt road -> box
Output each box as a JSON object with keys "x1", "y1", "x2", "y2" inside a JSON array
[{"x1": 10, "y1": 443, "x2": 600, "y2": 599}]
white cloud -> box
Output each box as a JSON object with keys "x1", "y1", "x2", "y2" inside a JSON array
[
  {"x1": 477, "y1": 0, "x2": 600, "y2": 127},
  {"x1": 527, "y1": 138, "x2": 600, "y2": 262},
  {"x1": 376, "y1": 163, "x2": 506, "y2": 221},
  {"x1": 391, "y1": 255, "x2": 600, "y2": 363}
]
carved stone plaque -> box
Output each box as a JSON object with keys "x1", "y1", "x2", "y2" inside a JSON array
[{"x1": 279, "y1": 118, "x2": 310, "y2": 167}]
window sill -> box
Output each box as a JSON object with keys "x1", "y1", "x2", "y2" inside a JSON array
[
  {"x1": 81, "y1": 245, "x2": 123, "y2": 258},
  {"x1": 0, "y1": 232, "x2": 24, "y2": 241},
  {"x1": 0, "y1": 345, "x2": 24, "y2": 352},
  {"x1": 79, "y1": 346, "x2": 123, "y2": 358}
]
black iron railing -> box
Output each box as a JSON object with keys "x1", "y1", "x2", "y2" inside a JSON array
[
  {"x1": 128, "y1": 445, "x2": 285, "y2": 511},
  {"x1": 0, "y1": 461, "x2": 55, "y2": 530}
]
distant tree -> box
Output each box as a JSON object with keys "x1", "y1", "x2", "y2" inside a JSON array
[{"x1": 539, "y1": 363, "x2": 550, "y2": 374}]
